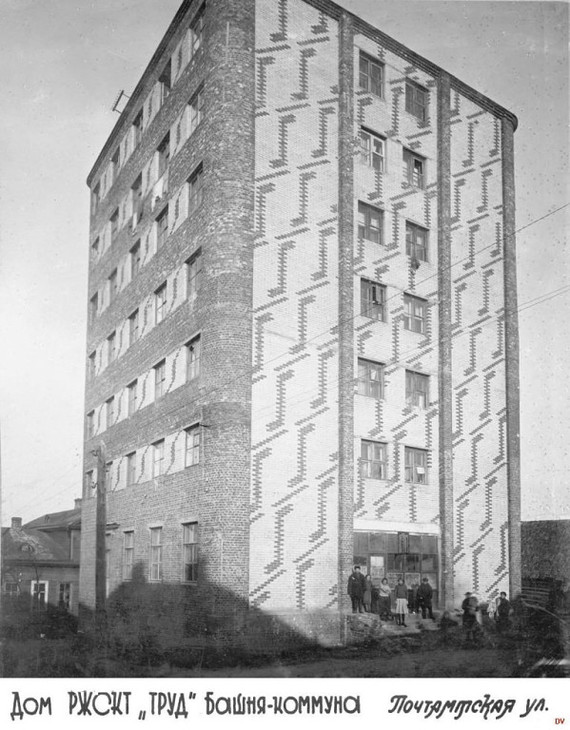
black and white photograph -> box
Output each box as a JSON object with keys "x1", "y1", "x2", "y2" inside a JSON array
[{"x1": 0, "y1": 0, "x2": 568, "y2": 724}]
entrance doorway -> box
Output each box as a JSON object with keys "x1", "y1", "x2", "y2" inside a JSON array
[{"x1": 354, "y1": 530, "x2": 439, "y2": 608}]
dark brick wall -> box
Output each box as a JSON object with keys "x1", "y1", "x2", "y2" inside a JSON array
[{"x1": 80, "y1": 0, "x2": 256, "y2": 629}]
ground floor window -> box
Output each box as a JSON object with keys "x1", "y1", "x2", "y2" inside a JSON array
[
  {"x1": 353, "y1": 531, "x2": 439, "y2": 608},
  {"x1": 31, "y1": 581, "x2": 48, "y2": 611},
  {"x1": 3, "y1": 582, "x2": 19, "y2": 600},
  {"x1": 58, "y1": 583, "x2": 71, "y2": 611}
]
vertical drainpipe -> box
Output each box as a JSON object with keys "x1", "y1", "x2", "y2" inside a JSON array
[
  {"x1": 501, "y1": 117, "x2": 521, "y2": 597},
  {"x1": 437, "y1": 72, "x2": 454, "y2": 610},
  {"x1": 337, "y1": 12, "x2": 355, "y2": 642}
]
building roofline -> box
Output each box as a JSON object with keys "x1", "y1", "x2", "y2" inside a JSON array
[
  {"x1": 86, "y1": 0, "x2": 517, "y2": 188},
  {"x1": 86, "y1": 0, "x2": 196, "y2": 187}
]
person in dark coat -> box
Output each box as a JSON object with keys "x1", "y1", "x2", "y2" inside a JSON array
[
  {"x1": 495, "y1": 591, "x2": 511, "y2": 633},
  {"x1": 347, "y1": 565, "x2": 366, "y2": 613},
  {"x1": 462, "y1": 592, "x2": 479, "y2": 642},
  {"x1": 417, "y1": 577, "x2": 435, "y2": 620},
  {"x1": 363, "y1": 574, "x2": 373, "y2": 612}
]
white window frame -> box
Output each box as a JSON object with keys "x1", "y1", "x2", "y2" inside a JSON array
[
  {"x1": 155, "y1": 283, "x2": 167, "y2": 324},
  {"x1": 357, "y1": 359, "x2": 384, "y2": 399},
  {"x1": 405, "y1": 447, "x2": 428, "y2": 484},
  {"x1": 361, "y1": 440, "x2": 387, "y2": 480},
  {"x1": 154, "y1": 359, "x2": 166, "y2": 399},
  {"x1": 123, "y1": 531, "x2": 134, "y2": 580},
  {"x1": 186, "y1": 336, "x2": 201, "y2": 381},
  {"x1": 31, "y1": 580, "x2": 48, "y2": 611},
  {"x1": 404, "y1": 294, "x2": 427, "y2": 334},
  {"x1": 406, "y1": 221, "x2": 429, "y2": 262},
  {"x1": 359, "y1": 51, "x2": 384, "y2": 98},
  {"x1": 405, "y1": 80, "x2": 428, "y2": 122},
  {"x1": 406, "y1": 370, "x2": 429, "y2": 408},
  {"x1": 360, "y1": 279, "x2": 386, "y2": 322},
  {"x1": 359, "y1": 128, "x2": 385, "y2": 172},
  {"x1": 358, "y1": 201, "x2": 383, "y2": 244},
  {"x1": 152, "y1": 439, "x2": 165, "y2": 477},
  {"x1": 185, "y1": 425, "x2": 201, "y2": 467},
  {"x1": 182, "y1": 522, "x2": 198, "y2": 582},
  {"x1": 149, "y1": 527, "x2": 163, "y2": 582}
]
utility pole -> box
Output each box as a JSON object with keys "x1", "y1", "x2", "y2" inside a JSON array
[{"x1": 94, "y1": 443, "x2": 107, "y2": 620}]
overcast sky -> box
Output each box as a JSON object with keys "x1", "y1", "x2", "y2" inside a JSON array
[{"x1": 0, "y1": 0, "x2": 568, "y2": 524}]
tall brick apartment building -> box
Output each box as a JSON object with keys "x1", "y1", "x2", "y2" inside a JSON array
[{"x1": 79, "y1": 0, "x2": 520, "y2": 645}]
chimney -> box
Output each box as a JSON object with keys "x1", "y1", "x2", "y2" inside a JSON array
[
  {"x1": 11, "y1": 517, "x2": 22, "y2": 529},
  {"x1": 74, "y1": 498, "x2": 82, "y2": 510}
]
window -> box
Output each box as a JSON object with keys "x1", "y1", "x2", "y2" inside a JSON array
[
  {"x1": 108, "y1": 269, "x2": 118, "y2": 303},
  {"x1": 188, "y1": 86, "x2": 204, "y2": 135},
  {"x1": 405, "y1": 447, "x2": 428, "y2": 483},
  {"x1": 85, "y1": 469, "x2": 95, "y2": 492},
  {"x1": 359, "y1": 128, "x2": 385, "y2": 172},
  {"x1": 188, "y1": 164, "x2": 204, "y2": 214},
  {"x1": 182, "y1": 523, "x2": 198, "y2": 582},
  {"x1": 406, "y1": 221, "x2": 428, "y2": 262},
  {"x1": 4, "y1": 582, "x2": 19, "y2": 600},
  {"x1": 131, "y1": 175, "x2": 143, "y2": 225},
  {"x1": 31, "y1": 581, "x2": 48, "y2": 611},
  {"x1": 360, "y1": 279, "x2": 386, "y2": 321},
  {"x1": 127, "y1": 380, "x2": 138, "y2": 416},
  {"x1": 361, "y1": 440, "x2": 387, "y2": 479},
  {"x1": 358, "y1": 201, "x2": 383, "y2": 244},
  {"x1": 405, "y1": 80, "x2": 428, "y2": 122},
  {"x1": 358, "y1": 359, "x2": 384, "y2": 398},
  {"x1": 159, "y1": 60, "x2": 171, "y2": 103},
  {"x1": 186, "y1": 336, "x2": 201, "y2": 381},
  {"x1": 155, "y1": 283, "x2": 167, "y2": 324},
  {"x1": 126, "y1": 452, "x2": 137, "y2": 486},
  {"x1": 149, "y1": 527, "x2": 163, "y2": 581},
  {"x1": 87, "y1": 411, "x2": 95, "y2": 439},
  {"x1": 158, "y1": 133, "x2": 170, "y2": 178},
  {"x1": 123, "y1": 531, "x2": 134, "y2": 580},
  {"x1": 107, "y1": 331, "x2": 117, "y2": 364},
  {"x1": 185, "y1": 426, "x2": 200, "y2": 467},
  {"x1": 129, "y1": 308, "x2": 139, "y2": 345},
  {"x1": 156, "y1": 206, "x2": 169, "y2": 249},
  {"x1": 152, "y1": 440, "x2": 165, "y2": 477},
  {"x1": 359, "y1": 51, "x2": 384, "y2": 97},
  {"x1": 130, "y1": 240, "x2": 141, "y2": 279},
  {"x1": 58, "y1": 583, "x2": 71, "y2": 611},
  {"x1": 91, "y1": 237, "x2": 100, "y2": 259},
  {"x1": 91, "y1": 182, "x2": 101, "y2": 214},
  {"x1": 189, "y1": 6, "x2": 204, "y2": 58},
  {"x1": 187, "y1": 250, "x2": 202, "y2": 301},
  {"x1": 88, "y1": 351, "x2": 96, "y2": 380},
  {"x1": 406, "y1": 370, "x2": 429, "y2": 408},
  {"x1": 403, "y1": 149, "x2": 426, "y2": 188},
  {"x1": 132, "y1": 110, "x2": 143, "y2": 148},
  {"x1": 154, "y1": 359, "x2": 166, "y2": 399},
  {"x1": 106, "y1": 396, "x2": 115, "y2": 428},
  {"x1": 110, "y1": 208, "x2": 119, "y2": 242},
  {"x1": 404, "y1": 294, "x2": 427, "y2": 334},
  {"x1": 111, "y1": 148, "x2": 120, "y2": 182},
  {"x1": 89, "y1": 292, "x2": 98, "y2": 322}
]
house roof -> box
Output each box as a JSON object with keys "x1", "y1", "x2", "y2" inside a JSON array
[
  {"x1": 24, "y1": 507, "x2": 81, "y2": 531},
  {"x1": 1, "y1": 526, "x2": 73, "y2": 564}
]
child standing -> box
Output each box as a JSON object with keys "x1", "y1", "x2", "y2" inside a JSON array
[{"x1": 394, "y1": 577, "x2": 408, "y2": 627}]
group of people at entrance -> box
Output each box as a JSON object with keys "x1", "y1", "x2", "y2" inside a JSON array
[
  {"x1": 347, "y1": 565, "x2": 514, "y2": 637},
  {"x1": 347, "y1": 565, "x2": 435, "y2": 625}
]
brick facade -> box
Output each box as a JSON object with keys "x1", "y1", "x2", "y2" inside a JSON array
[{"x1": 79, "y1": 0, "x2": 520, "y2": 647}]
